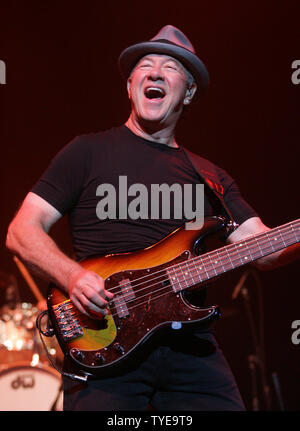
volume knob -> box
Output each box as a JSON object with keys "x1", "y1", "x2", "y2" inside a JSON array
[
  {"x1": 70, "y1": 348, "x2": 85, "y2": 361},
  {"x1": 113, "y1": 343, "x2": 125, "y2": 355},
  {"x1": 94, "y1": 352, "x2": 105, "y2": 364}
]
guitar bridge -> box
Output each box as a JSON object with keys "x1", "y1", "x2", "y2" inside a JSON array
[{"x1": 53, "y1": 300, "x2": 84, "y2": 341}]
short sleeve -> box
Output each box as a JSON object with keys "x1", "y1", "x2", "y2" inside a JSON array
[
  {"x1": 221, "y1": 172, "x2": 259, "y2": 226},
  {"x1": 181, "y1": 148, "x2": 259, "y2": 227},
  {"x1": 31, "y1": 136, "x2": 90, "y2": 215}
]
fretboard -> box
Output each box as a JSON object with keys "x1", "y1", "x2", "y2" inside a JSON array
[{"x1": 167, "y1": 219, "x2": 300, "y2": 292}]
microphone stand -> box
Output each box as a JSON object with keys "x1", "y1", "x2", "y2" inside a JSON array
[
  {"x1": 50, "y1": 382, "x2": 63, "y2": 411},
  {"x1": 271, "y1": 372, "x2": 285, "y2": 411},
  {"x1": 232, "y1": 269, "x2": 272, "y2": 410},
  {"x1": 241, "y1": 282, "x2": 271, "y2": 410}
]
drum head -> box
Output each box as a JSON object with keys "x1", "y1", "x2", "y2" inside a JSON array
[{"x1": 0, "y1": 363, "x2": 63, "y2": 411}]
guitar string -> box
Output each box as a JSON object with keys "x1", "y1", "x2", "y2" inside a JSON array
[
  {"x1": 63, "y1": 222, "x2": 299, "y2": 319},
  {"x1": 103, "y1": 227, "x2": 300, "y2": 319},
  {"x1": 105, "y1": 220, "x2": 300, "y2": 295},
  {"x1": 74, "y1": 284, "x2": 196, "y2": 325},
  {"x1": 67, "y1": 226, "x2": 298, "y2": 324},
  {"x1": 105, "y1": 227, "x2": 292, "y2": 318},
  {"x1": 58, "y1": 224, "x2": 300, "y2": 330},
  {"x1": 102, "y1": 227, "x2": 300, "y2": 319},
  {"x1": 104, "y1": 221, "x2": 300, "y2": 299}
]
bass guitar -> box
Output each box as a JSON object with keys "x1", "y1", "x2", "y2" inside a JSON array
[{"x1": 46, "y1": 216, "x2": 299, "y2": 376}]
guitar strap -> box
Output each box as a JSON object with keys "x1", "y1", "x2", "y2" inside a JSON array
[{"x1": 182, "y1": 147, "x2": 237, "y2": 231}]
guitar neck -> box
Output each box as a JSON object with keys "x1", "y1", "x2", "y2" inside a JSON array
[{"x1": 167, "y1": 219, "x2": 300, "y2": 292}]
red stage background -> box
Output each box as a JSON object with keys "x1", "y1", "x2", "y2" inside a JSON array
[{"x1": 0, "y1": 0, "x2": 299, "y2": 410}]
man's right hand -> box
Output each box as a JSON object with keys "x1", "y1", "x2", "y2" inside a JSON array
[
  {"x1": 6, "y1": 192, "x2": 115, "y2": 319},
  {"x1": 67, "y1": 269, "x2": 114, "y2": 318}
]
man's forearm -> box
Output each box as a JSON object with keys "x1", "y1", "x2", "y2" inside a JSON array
[
  {"x1": 228, "y1": 216, "x2": 300, "y2": 271},
  {"x1": 6, "y1": 221, "x2": 83, "y2": 293}
]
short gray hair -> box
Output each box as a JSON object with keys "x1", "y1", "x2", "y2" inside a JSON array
[{"x1": 184, "y1": 68, "x2": 195, "y2": 88}]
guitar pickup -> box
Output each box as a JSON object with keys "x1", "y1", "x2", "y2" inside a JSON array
[
  {"x1": 111, "y1": 278, "x2": 135, "y2": 318},
  {"x1": 119, "y1": 278, "x2": 135, "y2": 301},
  {"x1": 113, "y1": 296, "x2": 129, "y2": 318}
]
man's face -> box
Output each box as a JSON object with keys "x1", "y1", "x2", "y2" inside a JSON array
[{"x1": 127, "y1": 54, "x2": 195, "y2": 129}]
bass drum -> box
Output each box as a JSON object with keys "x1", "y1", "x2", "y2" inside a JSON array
[{"x1": 0, "y1": 363, "x2": 63, "y2": 411}]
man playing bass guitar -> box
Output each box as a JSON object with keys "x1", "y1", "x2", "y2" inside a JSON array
[{"x1": 6, "y1": 25, "x2": 300, "y2": 411}]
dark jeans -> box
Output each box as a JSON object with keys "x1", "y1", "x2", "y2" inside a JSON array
[{"x1": 63, "y1": 332, "x2": 245, "y2": 411}]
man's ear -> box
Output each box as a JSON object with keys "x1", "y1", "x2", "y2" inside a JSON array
[
  {"x1": 183, "y1": 82, "x2": 197, "y2": 105},
  {"x1": 127, "y1": 77, "x2": 132, "y2": 98}
]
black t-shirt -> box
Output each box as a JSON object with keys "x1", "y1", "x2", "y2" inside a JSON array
[{"x1": 31, "y1": 125, "x2": 258, "y2": 261}]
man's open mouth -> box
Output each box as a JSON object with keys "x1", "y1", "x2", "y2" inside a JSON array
[{"x1": 144, "y1": 87, "x2": 166, "y2": 100}]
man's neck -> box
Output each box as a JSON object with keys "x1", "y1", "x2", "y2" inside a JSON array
[{"x1": 125, "y1": 115, "x2": 179, "y2": 148}]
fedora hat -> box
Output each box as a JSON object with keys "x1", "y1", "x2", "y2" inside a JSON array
[{"x1": 118, "y1": 25, "x2": 209, "y2": 99}]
